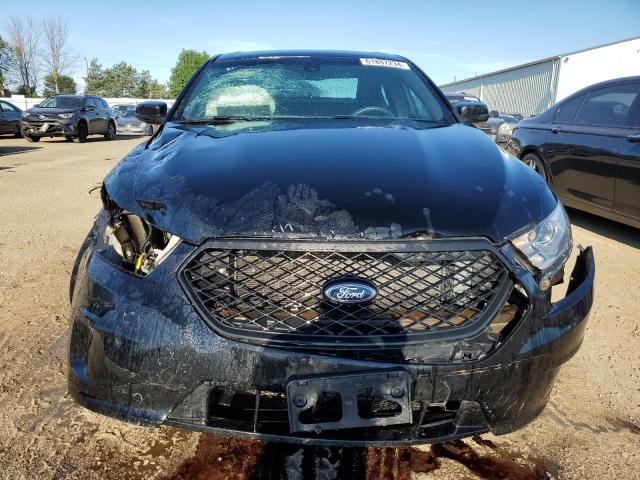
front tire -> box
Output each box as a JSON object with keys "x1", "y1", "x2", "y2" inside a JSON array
[
  {"x1": 25, "y1": 135, "x2": 40, "y2": 142},
  {"x1": 522, "y1": 152, "x2": 548, "y2": 182},
  {"x1": 104, "y1": 121, "x2": 116, "y2": 140},
  {"x1": 73, "y1": 122, "x2": 88, "y2": 143}
]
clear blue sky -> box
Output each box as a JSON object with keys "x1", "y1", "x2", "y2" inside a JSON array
[{"x1": 4, "y1": 0, "x2": 639, "y2": 90}]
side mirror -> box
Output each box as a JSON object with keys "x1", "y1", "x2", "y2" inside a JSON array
[
  {"x1": 84, "y1": 105, "x2": 96, "y2": 112},
  {"x1": 34, "y1": 103, "x2": 40, "y2": 108},
  {"x1": 136, "y1": 101, "x2": 167, "y2": 125},
  {"x1": 457, "y1": 105, "x2": 490, "y2": 125},
  {"x1": 490, "y1": 110, "x2": 499, "y2": 118}
]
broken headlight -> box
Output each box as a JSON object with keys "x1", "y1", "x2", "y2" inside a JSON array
[
  {"x1": 511, "y1": 202, "x2": 572, "y2": 275},
  {"x1": 100, "y1": 187, "x2": 181, "y2": 275}
]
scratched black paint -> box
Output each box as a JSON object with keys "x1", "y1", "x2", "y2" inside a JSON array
[{"x1": 68, "y1": 50, "x2": 594, "y2": 446}]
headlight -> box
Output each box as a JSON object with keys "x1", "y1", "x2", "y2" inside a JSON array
[
  {"x1": 511, "y1": 202, "x2": 572, "y2": 272},
  {"x1": 498, "y1": 122, "x2": 511, "y2": 133},
  {"x1": 58, "y1": 113, "x2": 74, "y2": 119},
  {"x1": 100, "y1": 186, "x2": 181, "y2": 275}
]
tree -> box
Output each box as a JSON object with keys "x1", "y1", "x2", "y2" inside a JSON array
[
  {"x1": 83, "y1": 57, "x2": 105, "y2": 95},
  {"x1": 0, "y1": 35, "x2": 14, "y2": 95},
  {"x1": 103, "y1": 61, "x2": 137, "y2": 97},
  {"x1": 3, "y1": 16, "x2": 40, "y2": 95},
  {"x1": 40, "y1": 17, "x2": 78, "y2": 94},
  {"x1": 133, "y1": 70, "x2": 166, "y2": 98},
  {"x1": 43, "y1": 73, "x2": 76, "y2": 96},
  {"x1": 168, "y1": 49, "x2": 208, "y2": 98}
]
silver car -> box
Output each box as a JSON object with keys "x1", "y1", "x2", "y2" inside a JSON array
[
  {"x1": 115, "y1": 110, "x2": 153, "y2": 136},
  {"x1": 486, "y1": 113, "x2": 521, "y2": 144}
]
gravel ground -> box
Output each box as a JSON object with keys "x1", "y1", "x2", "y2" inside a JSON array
[{"x1": 0, "y1": 135, "x2": 638, "y2": 479}]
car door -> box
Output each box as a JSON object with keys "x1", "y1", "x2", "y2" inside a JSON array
[
  {"x1": 94, "y1": 97, "x2": 109, "y2": 133},
  {"x1": 83, "y1": 97, "x2": 98, "y2": 133},
  {"x1": 614, "y1": 83, "x2": 640, "y2": 220},
  {"x1": 0, "y1": 102, "x2": 6, "y2": 133},
  {"x1": 545, "y1": 83, "x2": 637, "y2": 212},
  {"x1": 0, "y1": 101, "x2": 22, "y2": 134}
]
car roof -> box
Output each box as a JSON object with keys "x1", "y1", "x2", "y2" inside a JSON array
[
  {"x1": 215, "y1": 50, "x2": 409, "y2": 62},
  {"x1": 563, "y1": 75, "x2": 640, "y2": 101}
]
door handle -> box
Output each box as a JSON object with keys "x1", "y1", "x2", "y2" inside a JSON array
[
  {"x1": 627, "y1": 133, "x2": 640, "y2": 143},
  {"x1": 551, "y1": 126, "x2": 564, "y2": 134}
]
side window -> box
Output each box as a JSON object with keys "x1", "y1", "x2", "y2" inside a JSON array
[
  {"x1": 98, "y1": 98, "x2": 108, "y2": 109},
  {"x1": 1, "y1": 101, "x2": 17, "y2": 112},
  {"x1": 84, "y1": 97, "x2": 96, "y2": 109},
  {"x1": 574, "y1": 83, "x2": 639, "y2": 127},
  {"x1": 554, "y1": 94, "x2": 585, "y2": 124}
]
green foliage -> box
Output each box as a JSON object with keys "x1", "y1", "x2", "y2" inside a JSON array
[
  {"x1": 43, "y1": 73, "x2": 76, "y2": 96},
  {"x1": 0, "y1": 35, "x2": 14, "y2": 95},
  {"x1": 83, "y1": 58, "x2": 165, "y2": 98},
  {"x1": 83, "y1": 57, "x2": 106, "y2": 95},
  {"x1": 168, "y1": 49, "x2": 208, "y2": 98},
  {"x1": 103, "y1": 61, "x2": 137, "y2": 97},
  {"x1": 16, "y1": 85, "x2": 37, "y2": 97}
]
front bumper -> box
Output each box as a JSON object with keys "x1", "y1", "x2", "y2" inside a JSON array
[
  {"x1": 21, "y1": 119, "x2": 76, "y2": 137},
  {"x1": 68, "y1": 231, "x2": 594, "y2": 446},
  {"x1": 116, "y1": 124, "x2": 148, "y2": 135}
]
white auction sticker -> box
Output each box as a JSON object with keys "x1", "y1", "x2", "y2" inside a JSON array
[{"x1": 360, "y1": 58, "x2": 410, "y2": 70}]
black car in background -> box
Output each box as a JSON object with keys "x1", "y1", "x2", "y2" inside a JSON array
[
  {"x1": 69, "y1": 50, "x2": 594, "y2": 446},
  {"x1": 508, "y1": 76, "x2": 640, "y2": 228},
  {"x1": 20, "y1": 95, "x2": 116, "y2": 143},
  {"x1": 0, "y1": 100, "x2": 22, "y2": 137}
]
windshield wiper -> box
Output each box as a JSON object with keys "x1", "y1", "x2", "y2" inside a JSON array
[{"x1": 173, "y1": 116, "x2": 264, "y2": 125}]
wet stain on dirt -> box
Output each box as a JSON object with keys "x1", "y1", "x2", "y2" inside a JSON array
[
  {"x1": 162, "y1": 434, "x2": 558, "y2": 480},
  {"x1": 165, "y1": 433, "x2": 263, "y2": 480}
]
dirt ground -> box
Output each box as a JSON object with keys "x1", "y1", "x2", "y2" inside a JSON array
[{"x1": 0, "y1": 135, "x2": 639, "y2": 480}]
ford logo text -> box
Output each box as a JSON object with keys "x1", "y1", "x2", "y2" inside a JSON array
[{"x1": 323, "y1": 280, "x2": 377, "y2": 304}]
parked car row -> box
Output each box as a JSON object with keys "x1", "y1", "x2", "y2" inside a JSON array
[{"x1": 0, "y1": 95, "x2": 155, "y2": 143}]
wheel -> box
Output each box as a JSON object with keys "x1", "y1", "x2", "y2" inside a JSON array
[
  {"x1": 65, "y1": 136, "x2": 73, "y2": 141},
  {"x1": 104, "y1": 121, "x2": 116, "y2": 140},
  {"x1": 73, "y1": 122, "x2": 88, "y2": 143},
  {"x1": 522, "y1": 152, "x2": 547, "y2": 182},
  {"x1": 25, "y1": 135, "x2": 40, "y2": 142},
  {"x1": 14, "y1": 128, "x2": 22, "y2": 138}
]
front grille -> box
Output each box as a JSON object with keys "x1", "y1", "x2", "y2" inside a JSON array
[{"x1": 181, "y1": 243, "x2": 510, "y2": 346}]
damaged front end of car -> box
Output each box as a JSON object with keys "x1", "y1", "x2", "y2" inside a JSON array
[{"x1": 68, "y1": 184, "x2": 594, "y2": 447}]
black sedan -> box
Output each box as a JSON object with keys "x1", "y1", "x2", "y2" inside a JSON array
[
  {"x1": 69, "y1": 50, "x2": 594, "y2": 446},
  {"x1": 508, "y1": 76, "x2": 640, "y2": 228},
  {"x1": 0, "y1": 100, "x2": 22, "y2": 137}
]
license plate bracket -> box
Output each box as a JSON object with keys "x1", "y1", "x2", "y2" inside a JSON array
[{"x1": 286, "y1": 370, "x2": 412, "y2": 433}]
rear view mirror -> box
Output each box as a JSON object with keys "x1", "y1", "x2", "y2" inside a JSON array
[
  {"x1": 457, "y1": 105, "x2": 489, "y2": 125},
  {"x1": 136, "y1": 101, "x2": 167, "y2": 125}
]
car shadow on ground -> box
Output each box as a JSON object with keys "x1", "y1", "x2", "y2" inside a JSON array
[
  {"x1": 0, "y1": 145, "x2": 41, "y2": 157},
  {"x1": 567, "y1": 207, "x2": 640, "y2": 249}
]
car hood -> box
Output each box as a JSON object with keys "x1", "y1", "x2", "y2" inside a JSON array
[
  {"x1": 26, "y1": 107, "x2": 76, "y2": 116},
  {"x1": 104, "y1": 119, "x2": 556, "y2": 244}
]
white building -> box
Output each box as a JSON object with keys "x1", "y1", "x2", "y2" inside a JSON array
[{"x1": 439, "y1": 36, "x2": 640, "y2": 116}]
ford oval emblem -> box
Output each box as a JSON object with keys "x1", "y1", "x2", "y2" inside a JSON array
[{"x1": 323, "y1": 279, "x2": 377, "y2": 305}]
